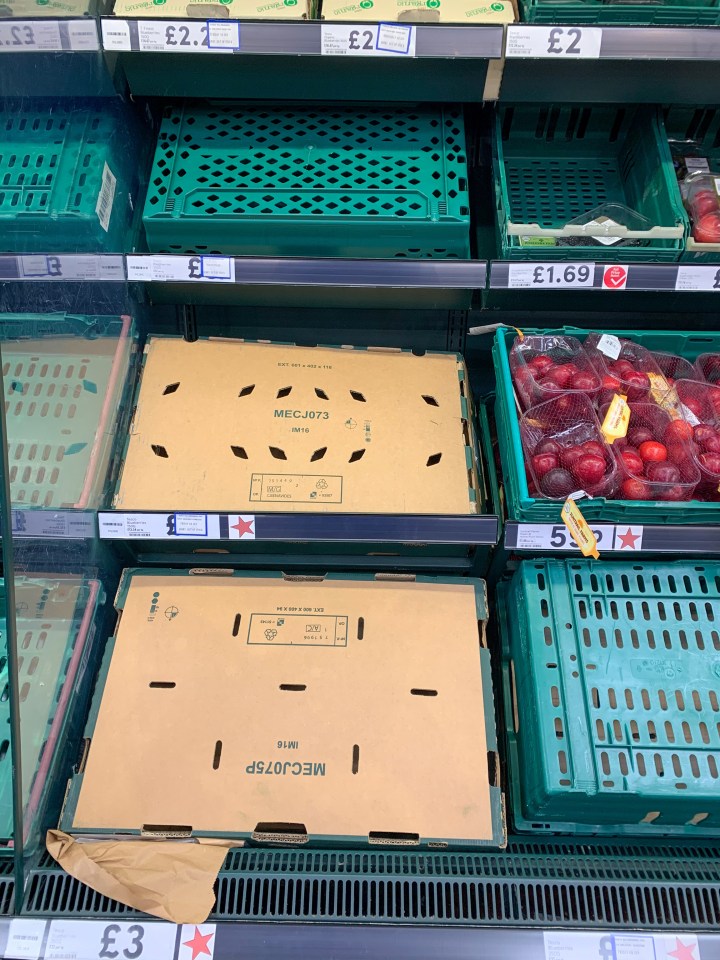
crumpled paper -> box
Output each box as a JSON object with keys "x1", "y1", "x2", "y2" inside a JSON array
[{"x1": 47, "y1": 830, "x2": 243, "y2": 923}]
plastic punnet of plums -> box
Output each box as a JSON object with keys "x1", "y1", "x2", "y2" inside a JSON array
[
  {"x1": 520, "y1": 393, "x2": 620, "y2": 501},
  {"x1": 674, "y1": 379, "x2": 720, "y2": 501},
  {"x1": 695, "y1": 353, "x2": 720, "y2": 385},
  {"x1": 509, "y1": 334, "x2": 601, "y2": 410},
  {"x1": 584, "y1": 333, "x2": 667, "y2": 407},
  {"x1": 650, "y1": 351, "x2": 698, "y2": 386},
  {"x1": 601, "y1": 400, "x2": 700, "y2": 502}
]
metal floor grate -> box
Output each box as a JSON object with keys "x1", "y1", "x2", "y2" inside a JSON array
[{"x1": 24, "y1": 841, "x2": 720, "y2": 926}]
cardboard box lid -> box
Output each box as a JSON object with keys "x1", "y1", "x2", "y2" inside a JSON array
[
  {"x1": 70, "y1": 570, "x2": 502, "y2": 846},
  {"x1": 114, "y1": 338, "x2": 478, "y2": 514},
  {"x1": 112, "y1": 0, "x2": 309, "y2": 18},
  {"x1": 320, "y1": 0, "x2": 515, "y2": 22}
]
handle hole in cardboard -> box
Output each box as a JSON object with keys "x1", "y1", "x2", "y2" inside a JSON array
[
  {"x1": 212, "y1": 740, "x2": 222, "y2": 770},
  {"x1": 269, "y1": 446, "x2": 287, "y2": 461},
  {"x1": 142, "y1": 824, "x2": 192, "y2": 837},
  {"x1": 231, "y1": 445, "x2": 248, "y2": 459},
  {"x1": 276, "y1": 386, "x2": 292, "y2": 398},
  {"x1": 422, "y1": 395, "x2": 439, "y2": 407},
  {"x1": 310, "y1": 447, "x2": 327, "y2": 462},
  {"x1": 162, "y1": 382, "x2": 180, "y2": 395},
  {"x1": 350, "y1": 390, "x2": 366, "y2": 402},
  {"x1": 349, "y1": 449, "x2": 366, "y2": 463},
  {"x1": 352, "y1": 744, "x2": 360, "y2": 775},
  {"x1": 149, "y1": 681, "x2": 176, "y2": 689},
  {"x1": 253, "y1": 822, "x2": 307, "y2": 838},
  {"x1": 315, "y1": 388, "x2": 329, "y2": 400},
  {"x1": 368, "y1": 831, "x2": 420, "y2": 845},
  {"x1": 232, "y1": 613, "x2": 242, "y2": 637},
  {"x1": 426, "y1": 453, "x2": 442, "y2": 467},
  {"x1": 410, "y1": 688, "x2": 438, "y2": 697},
  {"x1": 238, "y1": 385, "x2": 255, "y2": 397},
  {"x1": 487, "y1": 751, "x2": 499, "y2": 788},
  {"x1": 357, "y1": 617, "x2": 364, "y2": 639},
  {"x1": 151, "y1": 444, "x2": 169, "y2": 459},
  {"x1": 0, "y1": 740, "x2": 9, "y2": 763},
  {"x1": 279, "y1": 683, "x2": 307, "y2": 692}
]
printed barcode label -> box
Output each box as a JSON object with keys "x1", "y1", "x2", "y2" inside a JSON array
[{"x1": 96, "y1": 163, "x2": 117, "y2": 233}]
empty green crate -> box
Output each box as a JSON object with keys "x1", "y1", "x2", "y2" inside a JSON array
[
  {"x1": 0, "y1": 100, "x2": 132, "y2": 254},
  {"x1": 520, "y1": 0, "x2": 720, "y2": 24},
  {"x1": 662, "y1": 106, "x2": 720, "y2": 263},
  {"x1": 493, "y1": 106, "x2": 685, "y2": 262},
  {"x1": 142, "y1": 104, "x2": 471, "y2": 260},
  {"x1": 499, "y1": 560, "x2": 720, "y2": 836},
  {"x1": 493, "y1": 326, "x2": 720, "y2": 525}
]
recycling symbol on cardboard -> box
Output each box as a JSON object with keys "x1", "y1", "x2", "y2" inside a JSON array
[
  {"x1": 265, "y1": 628, "x2": 277, "y2": 641},
  {"x1": 316, "y1": 479, "x2": 328, "y2": 489}
]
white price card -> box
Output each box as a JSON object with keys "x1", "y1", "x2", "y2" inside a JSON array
[
  {"x1": 15, "y1": 255, "x2": 125, "y2": 281},
  {"x1": 126, "y1": 255, "x2": 236, "y2": 283},
  {"x1": 675, "y1": 264, "x2": 720, "y2": 291},
  {"x1": 5, "y1": 918, "x2": 46, "y2": 959},
  {"x1": 0, "y1": 20, "x2": 62, "y2": 51},
  {"x1": 101, "y1": 18, "x2": 131, "y2": 50},
  {"x1": 98, "y1": 512, "x2": 256, "y2": 540},
  {"x1": 104, "y1": 18, "x2": 240, "y2": 52},
  {"x1": 514, "y1": 524, "x2": 643, "y2": 552},
  {"x1": 43, "y1": 919, "x2": 177, "y2": 960},
  {"x1": 506, "y1": 25, "x2": 602, "y2": 58},
  {"x1": 321, "y1": 22, "x2": 416, "y2": 57},
  {"x1": 544, "y1": 932, "x2": 699, "y2": 960},
  {"x1": 67, "y1": 20, "x2": 100, "y2": 50},
  {"x1": 507, "y1": 262, "x2": 595, "y2": 288}
]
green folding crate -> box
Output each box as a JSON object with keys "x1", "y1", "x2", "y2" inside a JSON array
[
  {"x1": 520, "y1": 0, "x2": 720, "y2": 24},
  {"x1": 493, "y1": 106, "x2": 685, "y2": 262},
  {"x1": 499, "y1": 560, "x2": 720, "y2": 837},
  {"x1": 2, "y1": 313, "x2": 134, "y2": 509},
  {"x1": 0, "y1": 100, "x2": 132, "y2": 254},
  {"x1": 493, "y1": 326, "x2": 720, "y2": 525},
  {"x1": 142, "y1": 103, "x2": 471, "y2": 260}
]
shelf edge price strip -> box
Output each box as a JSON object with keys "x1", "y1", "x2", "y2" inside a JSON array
[
  {"x1": 102, "y1": 18, "x2": 240, "y2": 53},
  {"x1": 321, "y1": 23, "x2": 416, "y2": 57},
  {"x1": 505, "y1": 24, "x2": 602, "y2": 58}
]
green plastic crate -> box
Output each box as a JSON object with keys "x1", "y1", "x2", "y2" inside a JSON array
[
  {"x1": 0, "y1": 100, "x2": 132, "y2": 254},
  {"x1": 493, "y1": 326, "x2": 720, "y2": 524},
  {"x1": 493, "y1": 106, "x2": 685, "y2": 262},
  {"x1": 499, "y1": 560, "x2": 720, "y2": 836},
  {"x1": 142, "y1": 104, "x2": 471, "y2": 260},
  {"x1": 662, "y1": 106, "x2": 720, "y2": 263},
  {"x1": 520, "y1": 0, "x2": 720, "y2": 24},
  {"x1": 2, "y1": 313, "x2": 134, "y2": 509}
]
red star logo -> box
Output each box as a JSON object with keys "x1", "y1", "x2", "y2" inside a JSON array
[
  {"x1": 618, "y1": 527, "x2": 640, "y2": 549},
  {"x1": 183, "y1": 926, "x2": 214, "y2": 960},
  {"x1": 668, "y1": 940, "x2": 697, "y2": 960},
  {"x1": 231, "y1": 516, "x2": 254, "y2": 537}
]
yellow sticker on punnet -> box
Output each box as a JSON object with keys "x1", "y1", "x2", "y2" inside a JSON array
[
  {"x1": 562, "y1": 497, "x2": 600, "y2": 559},
  {"x1": 601, "y1": 393, "x2": 630, "y2": 444}
]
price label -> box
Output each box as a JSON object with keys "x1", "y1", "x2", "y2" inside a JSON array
[
  {"x1": 513, "y1": 523, "x2": 644, "y2": 552},
  {"x1": 675, "y1": 265, "x2": 720, "y2": 291},
  {"x1": 321, "y1": 23, "x2": 416, "y2": 57},
  {"x1": 39, "y1": 920, "x2": 177, "y2": 960},
  {"x1": 11, "y1": 255, "x2": 125, "y2": 281},
  {"x1": 98, "y1": 512, "x2": 256, "y2": 540},
  {"x1": 126, "y1": 255, "x2": 235, "y2": 283},
  {"x1": 0, "y1": 20, "x2": 63, "y2": 51},
  {"x1": 104, "y1": 18, "x2": 240, "y2": 52},
  {"x1": 507, "y1": 262, "x2": 595, "y2": 288},
  {"x1": 506, "y1": 25, "x2": 602, "y2": 58}
]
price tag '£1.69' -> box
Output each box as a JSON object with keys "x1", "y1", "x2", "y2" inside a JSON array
[
  {"x1": 506, "y1": 25, "x2": 603, "y2": 59},
  {"x1": 508, "y1": 262, "x2": 596, "y2": 289}
]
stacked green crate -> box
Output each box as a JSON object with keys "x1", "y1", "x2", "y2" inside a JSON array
[
  {"x1": 142, "y1": 103, "x2": 471, "y2": 259},
  {"x1": 493, "y1": 326, "x2": 720, "y2": 524},
  {"x1": 499, "y1": 559, "x2": 720, "y2": 836},
  {"x1": 493, "y1": 106, "x2": 685, "y2": 262},
  {"x1": 520, "y1": 0, "x2": 720, "y2": 24},
  {"x1": 0, "y1": 100, "x2": 133, "y2": 253}
]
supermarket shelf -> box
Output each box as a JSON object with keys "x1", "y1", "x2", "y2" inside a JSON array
[
  {"x1": 505, "y1": 520, "x2": 720, "y2": 555},
  {"x1": 98, "y1": 511, "x2": 500, "y2": 546},
  {"x1": 104, "y1": 19, "x2": 503, "y2": 100},
  {"x1": 500, "y1": 25, "x2": 720, "y2": 104},
  {"x1": 0, "y1": 19, "x2": 116, "y2": 98}
]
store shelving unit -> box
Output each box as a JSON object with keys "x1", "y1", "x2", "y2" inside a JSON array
[{"x1": 2, "y1": 10, "x2": 720, "y2": 960}]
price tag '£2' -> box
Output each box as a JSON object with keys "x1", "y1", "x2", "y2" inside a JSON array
[{"x1": 506, "y1": 25, "x2": 603, "y2": 58}]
